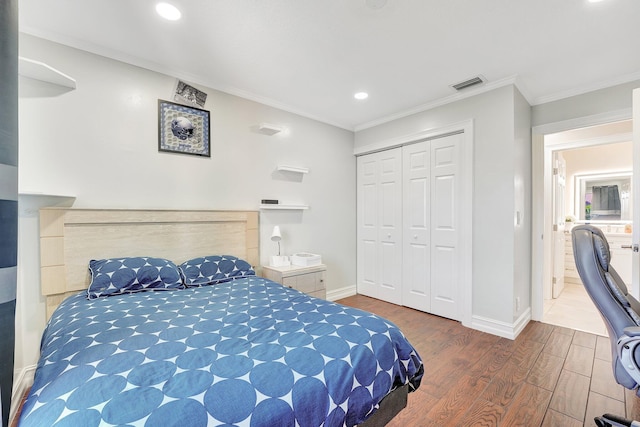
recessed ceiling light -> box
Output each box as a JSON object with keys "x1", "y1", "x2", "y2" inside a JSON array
[
  {"x1": 354, "y1": 92, "x2": 369, "y2": 100},
  {"x1": 587, "y1": 0, "x2": 606, "y2": 3},
  {"x1": 156, "y1": 3, "x2": 181, "y2": 20}
]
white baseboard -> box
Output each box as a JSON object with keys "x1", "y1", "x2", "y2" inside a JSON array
[
  {"x1": 471, "y1": 308, "x2": 532, "y2": 340},
  {"x1": 10, "y1": 364, "x2": 36, "y2": 424},
  {"x1": 326, "y1": 285, "x2": 357, "y2": 302}
]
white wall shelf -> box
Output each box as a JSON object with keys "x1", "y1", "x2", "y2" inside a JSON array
[
  {"x1": 276, "y1": 165, "x2": 309, "y2": 174},
  {"x1": 19, "y1": 57, "x2": 77, "y2": 89},
  {"x1": 18, "y1": 192, "x2": 76, "y2": 217},
  {"x1": 260, "y1": 204, "x2": 309, "y2": 210}
]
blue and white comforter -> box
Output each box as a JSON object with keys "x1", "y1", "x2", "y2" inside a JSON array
[{"x1": 19, "y1": 277, "x2": 423, "y2": 426}]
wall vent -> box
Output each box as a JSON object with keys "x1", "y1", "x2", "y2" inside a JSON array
[{"x1": 451, "y1": 76, "x2": 485, "y2": 91}]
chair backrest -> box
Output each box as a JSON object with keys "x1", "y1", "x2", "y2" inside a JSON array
[{"x1": 571, "y1": 224, "x2": 640, "y2": 391}]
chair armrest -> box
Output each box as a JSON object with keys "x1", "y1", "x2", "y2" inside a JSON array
[
  {"x1": 623, "y1": 327, "x2": 640, "y2": 337},
  {"x1": 618, "y1": 332, "x2": 640, "y2": 386}
]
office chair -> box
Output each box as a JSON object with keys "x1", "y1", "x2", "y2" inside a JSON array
[{"x1": 572, "y1": 224, "x2": 640, "y2": 427}]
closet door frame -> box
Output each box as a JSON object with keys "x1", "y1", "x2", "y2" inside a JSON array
[{"x1": 355, "y1": 120, "x2": 474, "y2": 328}]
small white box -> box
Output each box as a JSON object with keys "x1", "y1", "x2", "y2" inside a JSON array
[
  {"x1": 270, "y1": 256, "x2": 291, "y2": 267},
  {"x1": 291, "y1": 252, "x2": 322, "y2": 267}
]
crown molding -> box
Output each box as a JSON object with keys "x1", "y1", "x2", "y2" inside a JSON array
[
  {"x1": 530, "y1": 70, "x2": 640, "y2": 106},
  {"x1": 353, "y1": 75, "x2": 525, "y2": 132},
  {"x1": 19, "y1": 28, "x2": 354, "y2": 131}
]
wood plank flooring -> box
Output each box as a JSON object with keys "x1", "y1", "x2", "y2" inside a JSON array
[
  {"x1": 337, "y1": 294, "x2": 640, "y2": 427},
  {"x1": 12, "y1": 294, "x2": 640, "y2": 426}
]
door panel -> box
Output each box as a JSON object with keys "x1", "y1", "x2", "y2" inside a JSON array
[
  {"x1": 403, "y1": 142, "x2": 430, "y2": 310},
  {"x1": 434, "y1": 175, "x2": 455, "y2": 231},
  {"x1": 357, "y1": 149, "x2": 402, "y2": 304},
  {"x1": 361, "y1": 240, "x2": 377, "y2": 288},
  {"x1": 432, "y1": 245, "x2": 456, "y2": 303},
  {"x1": 377, "y1": 149, "x2": 402, "y2": 304},
  {"x1": 357, "y1": 155, "x2": 378, "y2": 297},
  {"x1": 430, "y1": 134, "x2": 461, "y2": 320}
]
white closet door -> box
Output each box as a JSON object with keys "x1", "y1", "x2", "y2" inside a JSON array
[
  {"x1": 429, "y1": 134, "x2": 461, "y2": 320},
  {"x1": 402, "y1": 142, "x2": 431, "y2": 311},
  {"x1": 378, "y1": 149, "x2": 403, "y2": 304},
  {"x1": 357, "y1": 148, "x2": 402, "y2": 304},
  {"x1": 357, "y1": 154, "x2": 379, "y2": 298}
]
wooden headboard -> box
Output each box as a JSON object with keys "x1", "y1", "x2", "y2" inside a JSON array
[{"x1": 39, "y1": 208, "x2": 259, "y2": 318}]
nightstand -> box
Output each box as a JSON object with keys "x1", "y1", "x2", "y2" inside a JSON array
[{"x1": 262, "y1": 264, "x2": 326, "y2": 299}]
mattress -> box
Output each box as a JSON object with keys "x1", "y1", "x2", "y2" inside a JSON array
[{"x1": 19, "y1": 277, "x2": 423, "y2": 426}]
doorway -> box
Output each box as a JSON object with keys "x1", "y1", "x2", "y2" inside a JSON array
[{"x1": 537, "y1": 119, "x2": 633, "y2": 335}]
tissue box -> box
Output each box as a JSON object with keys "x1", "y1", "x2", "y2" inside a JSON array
[{"x1": 291, "y1": 252, "x2": 322, "y2": 267}]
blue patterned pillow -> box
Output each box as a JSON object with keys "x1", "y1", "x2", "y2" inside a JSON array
[
  {"x1": 179, "y1": 255, "x2": 255, "y2": 287},
  {"x1": 88, "y1": 257, "x2": 183, "y2": 299}
]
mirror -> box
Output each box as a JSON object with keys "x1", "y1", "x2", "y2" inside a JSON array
[{"x1": 575, "y1": 171, "x2": 632, "y2": 221}]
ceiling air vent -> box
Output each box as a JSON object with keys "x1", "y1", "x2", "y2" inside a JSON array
[{"x1": 451, "y1": 76, "x2": 485, "y2": 91}]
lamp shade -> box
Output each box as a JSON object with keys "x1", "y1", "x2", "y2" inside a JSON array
[{"x1": 271, "y1": 226, "x2": 282, "y2": 242}]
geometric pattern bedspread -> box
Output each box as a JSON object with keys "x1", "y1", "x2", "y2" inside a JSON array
[{"x1": 19, "y1": 277, "x2": 423, "y2": 427}]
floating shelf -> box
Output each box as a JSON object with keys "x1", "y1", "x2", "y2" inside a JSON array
[
  {"x1": 18, "y1": 192, "x2": 76, "y2": 201},
  {"x1": 18, "y1": 56, "x2": 77, "y2": 89},
  {"x1": 276, "y1": 165, "x2": 309, "y2": 174},
  {"x1": 18, "y1": 192, "x2": 76, "y2": 216},
  {"x1": 258, "y1": 123, "x2": 282, "y2": 135},
  {"x1": 260, "y1": 204, "x2": 309, "y2": 210}
]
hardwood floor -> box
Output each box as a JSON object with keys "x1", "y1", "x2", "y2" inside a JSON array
[
  {"x1": 12, "y1": 294, "x2": 639, "y2": 426},
  {"x1": 337, "y1": 294, "x2": 640, "y2": 427}
]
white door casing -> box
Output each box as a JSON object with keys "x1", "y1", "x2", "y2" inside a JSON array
[
  {"x1": 531, "y1": 109, "x2": 635, "y2": 321},
  {"x1": 552, "y1": 152, "x2": 566, "y2": 298},
  {"x1": 633, "y1": 89, "x2": 640, "y2": 298}
]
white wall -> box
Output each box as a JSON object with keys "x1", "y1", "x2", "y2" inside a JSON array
[
  {"x1": 355, "y1": 85, "x2": 531, "y2": 328},
  {"x1": 16, "y1": 34, "x2": 355, "y2": 376},
  {"x1": 532, "y1": 80, "x2": 640, "y2": 128}
]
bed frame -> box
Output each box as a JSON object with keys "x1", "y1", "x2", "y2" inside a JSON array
[{"x1": 37, "y1": 207, "x2": 407, "y2": 426}]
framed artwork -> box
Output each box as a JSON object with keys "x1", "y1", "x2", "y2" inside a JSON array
[
  {"x1": 158, "y1": 99, "x2": 210, "y2": 157},
  {"x1": 173, "y1": 80, "x2": 207, "y2": 108}
]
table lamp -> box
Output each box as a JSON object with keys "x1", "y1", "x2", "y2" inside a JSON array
[{"x1": 270, "y1": 226, "x2": 290, "y2": 267}]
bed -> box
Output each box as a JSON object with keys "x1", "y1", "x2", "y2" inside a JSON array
[{"x1": 19, "y1": 209, "x2": 423, "y2": 426}]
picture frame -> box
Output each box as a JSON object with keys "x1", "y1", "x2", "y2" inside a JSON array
[
  {"x1": 158, "y1": 99, "x2": 210, "y2": 157},
  {"x1": 173, "y1": 80, "x2": 207, "y2": 108}
]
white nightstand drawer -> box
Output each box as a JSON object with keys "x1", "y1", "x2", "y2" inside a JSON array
[
  {"x1": 262, "y1": 264, "x2": 327, "y2": 299},
  {"x1": 283, "y1": 271, "x2": 324, "y2": 293}
]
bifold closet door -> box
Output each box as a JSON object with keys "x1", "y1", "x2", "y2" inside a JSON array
[
  {"x1": 402, "y1": 133, "x2": 461, "y2": 320},
  {"x1": 428, "y1": 134, "x2": 461, "y2": 320},
  {"x1": 357, "y1": 133, "x2": 461, "y2": 321},
  {"x1": 356, "y1": 148, "x2": 402, "y2": 305},
  {"x1": 402, "y1": 141, "x2": 431, "y2": 312}
]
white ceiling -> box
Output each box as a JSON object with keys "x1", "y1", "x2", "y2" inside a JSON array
[{"x1": 18, "y1": 0, "x2": 640, "y2": 131}]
